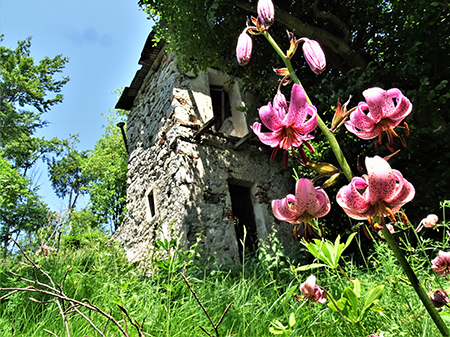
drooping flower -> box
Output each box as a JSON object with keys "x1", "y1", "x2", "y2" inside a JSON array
[
  {"x1": 302, "y1": 38, "x2": 326, "y2": 75},
  {"x1": 430, "y1": 289, "x2": 449, "y2": 308},
  {"x1": 253, "y1": 84, "x2": 318, "y2": 163},
  {"x1": 257, "y1": 0, "x2": 275, "y2": 28},
  {"x1": 236, "y1": 30, "x2": 252, "y2": 66},
  {"x1": 336, "y1": 156, "x2": 415, "y2": 220},
  {"x1": 345, "y1": 87, "x2": 412, "y2": 150},
  {"x1": 300, "y1": 275, "x2": 327, "y2": 303},
  {"x1": 272, "y1": 178, "x2": 330, "y2": 224},
  {"x1": 423, "y1": 214, "x2": 439, "y2": 228},
  {"x1": 432, "y1": 251, "x2": 450, "y2": 276}
]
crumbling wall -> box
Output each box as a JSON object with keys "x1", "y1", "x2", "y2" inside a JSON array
[{"x1": 113, "y1": 52, "x2": 295, "y2": 267}]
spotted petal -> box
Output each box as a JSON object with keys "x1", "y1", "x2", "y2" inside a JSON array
[
  {"x1": 259, "y1": 103, "x2": 284, "y2": 131},
  {"x1": 364, "y1": 87, "x2": 396, "y2": 124},
  {"x1": 366, "y1": 156, "x2": 396, "y2": 204}
]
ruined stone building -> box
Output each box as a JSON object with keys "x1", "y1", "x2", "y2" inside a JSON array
[{"x1": 113, "y1": 32, "x2": 294, "y2": 265}]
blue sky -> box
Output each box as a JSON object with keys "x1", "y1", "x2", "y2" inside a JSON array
[{"x1": 1, "y1": 0, "x2": 152, "y2": 210}]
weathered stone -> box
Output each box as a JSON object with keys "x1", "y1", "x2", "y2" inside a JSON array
[{"x1": 113, "y1": 37, "x2": 296, "y2": 267}]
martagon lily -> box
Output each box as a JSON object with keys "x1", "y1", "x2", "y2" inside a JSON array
[
  {"x1": 336, "y1": 156, "x2": 415, "y2": 231},
  {"x1": 253, "y1": 84, "x2": 318, "y2": 167},
  {"x1": 272, "y1": 178, "x2": 330, "y2": 239},
  {"x1": 345, "y1": 87, "x2": 412, "y2": 151}
]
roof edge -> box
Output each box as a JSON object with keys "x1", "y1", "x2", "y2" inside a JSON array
[{"x1": 115, "y1": 31, "x2": 166, "y2": 110}]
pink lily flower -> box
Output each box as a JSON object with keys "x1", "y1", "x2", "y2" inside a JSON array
[
  {"x1": 253, "y1": 84, "x2": 318, "y2": 163},
  {"x1": 300, "y1": 275, "x2": 327, "y2": 304},
  {"x1": 336, "y1": 156, "x2": 415, "y2": 220},
  {"x1": 272, "y1": 178, "x2": 330, "y2": 224},
  {"x1": 236, "y1": 30, "x2": 252, "y2": 66},
  {"x1": 432, "y1": 251, "x2": 450, "y2": 276},
  {"x1": 345, "y1": 87, "x2": 412, "y2": 150}
]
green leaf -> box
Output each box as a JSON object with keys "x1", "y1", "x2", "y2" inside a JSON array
[
  {"x1": 361, "y1": 285, "x2": 385, "y2": 319},
  {"x1": 289, "y1": 312, "x2": 296, "y2": 328},
  {"x1": 293, "y1": 263, "x2": 328, "y2": 272},
  {"x1": 353, "y1": 279, "x2": 361, "y2": 298}
]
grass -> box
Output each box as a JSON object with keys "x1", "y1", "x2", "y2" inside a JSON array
[{"x1": 1, "y1": 215, "x2": 450, "y2": 337}]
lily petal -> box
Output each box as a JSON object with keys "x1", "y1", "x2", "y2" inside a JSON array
[
  {"x1": 366, "y1": 156, "x2": 396, "y2": 204},
  {"x1": 259, "y1": 103, "x2": 284, "y2": 131}
]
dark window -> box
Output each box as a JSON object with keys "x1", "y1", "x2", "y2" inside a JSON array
[
  {"x1": 148, "y1": 191, "x2": 156, "y2": 218},
  {"x1": 210, "y1": 85, "x2": 231, "y2": 132},
  {"x1": 228, "y1": 184, "x2": 258, "y2": 262}
]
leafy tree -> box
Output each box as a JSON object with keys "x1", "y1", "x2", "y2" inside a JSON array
[
  {"x1": 48, "y1": 144, "x2": 91, "y2": 211},
  {"x1": 0, "y1": 36, "x2": 69, "y2": 252},
  {"x1": 82, "y1": 109, "x2": 128, "y2": 232},
  {"x1": 140, "y1": 0, "x2": 450, "y2": 229},
  {"x1": 48, "y1": 107, "x2": 128, "y2": 233},
  {"x1": 0, "y1": 35, "x2": 69, "y2": 173},
  {"x1": 0, "y1": 153, "x2": 48, "y2": 255}
]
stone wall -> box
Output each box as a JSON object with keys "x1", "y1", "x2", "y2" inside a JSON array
[{"x1": 113, "y1": 51, "x2": 295, "y2": 266}]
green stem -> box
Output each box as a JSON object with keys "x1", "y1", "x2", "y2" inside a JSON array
[
  {"x1": 263, "y1": 31, "x2": 353, "y2": 182},
  {"x1": 382, "y1": 223, "x2": 449, "y2": 336}
]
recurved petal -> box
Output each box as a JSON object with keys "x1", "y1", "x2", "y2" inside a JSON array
[
  {"x1": 385, "y1": 169, "x2": 415, "y2": 206},
  {"x1": 285, "y1": 84, "x2": 308, "y2": 125},
  {"x1": 365, "y1": 156, "x2": 396, "y2": 204},
  {"x1": 349, "y1": 103, "x2": 376, "y2": 131},
  {"x1": 363, "y1": 87, "x2": 395, "y2": 124},
  {"x1": 272, "y1": 195, "x2": 298, "y2": 223},
  {"x1": 300, "y1": 275, "x2": 316, "y2": 295},
  {"x1": 345, "y1": 121, "x2": 381, "y2": 140},
  {"x1": 294, "y1": 179, "x2": 318, "y2": 215},
  {"x1": 313, "y1": 188, "x2": 331, "y2": 218},
  {"x1": 336, "y1": 177, "x2": 371, "y2": 218},
  {"x1": 294, "y1": 105, "x2": 318, "y2": 134},
  {"x1": 252, "y1": 122, "x2": 283, "y2": 147},
  {"x1": 385, "y1": 88, "x2": 412, "y2": 122},
  {"x1": 259, "y1": 103, "x2": 285, "y2": 131}
]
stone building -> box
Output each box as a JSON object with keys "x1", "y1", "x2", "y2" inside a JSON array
[{"x1": 113, "y1": 32, "x2": 294, "y2": 266}]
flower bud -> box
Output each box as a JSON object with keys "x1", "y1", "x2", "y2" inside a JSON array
[
  {"x1": 423, "y1": 214, "x2": 439, "y2": 228},
  {"x1": 302, "y1": 39, "x2": 326, "y2": 75},
  {"x1": 430, "y1": 289, "x2": 449, "y2": 308},
  {"x1": 236, "y1": 31, "x2": 252, "y2": 66},
  {"x1": 257, "y1": 0, "x2": 275, "y2": 28}
]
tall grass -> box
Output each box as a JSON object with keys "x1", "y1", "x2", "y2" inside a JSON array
[{"x1": 1, "y1": 213, "x2": 449, "y2": 336}]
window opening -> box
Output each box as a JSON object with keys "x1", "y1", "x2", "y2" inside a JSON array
[
  {"x1": 210, "y1": 85, "x2": 231, "y2": 132},
  {"x1": 228, "y1": 184, "x2": 258, "y2": 262},
  {"x1": 148, "y1": 191, "x2": 156, "y2": 218}
]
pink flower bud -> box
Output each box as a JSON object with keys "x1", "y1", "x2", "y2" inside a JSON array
[
  {"x1": 423, "y1": 214, "x2": 439, "y2": 228},
  {"x1": 236, "y1": 31, "x2": 252, "y2": 66},
  {"x1": 257, "y1": 0, "x2": 275, "y2": 28},
  {"x1": 302, "y1": 39, "x2": 326, "y2": 75}
]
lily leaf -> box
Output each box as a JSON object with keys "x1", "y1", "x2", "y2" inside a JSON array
[{"x1": 361, "y1": 284, "x2": 385, "y2": 319}]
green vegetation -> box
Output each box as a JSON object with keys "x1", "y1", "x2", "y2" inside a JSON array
[{"x1": 1, "y1": 202, "x2": 450, "y2": 336}]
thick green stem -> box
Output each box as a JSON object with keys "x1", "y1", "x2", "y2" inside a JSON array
[
  {"x1": 263, "y1": 29, "x2": 448, "y2": 336},
  {"x1": 382, "y1": 224, "x2": 449, "y2": 336},
  {"x1": 263, "y1": 32, "x2": 353, "y2": 181}
]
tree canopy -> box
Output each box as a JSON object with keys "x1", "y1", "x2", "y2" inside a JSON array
[
  {"x1": 140, "y1": 0, "x2": 450, "y2": 226},
  {"x1": 0, "y1": 36, "x2": 69, "y2": 253}
]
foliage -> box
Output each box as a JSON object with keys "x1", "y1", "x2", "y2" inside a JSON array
[
  {"x1": 2, "y1": 214, "x2": 450, "y2": 336},
  {"x1": 0, "y1": 35, "x2": 69, "y2": 253},
  {"x1": 139, "y1": 0, "x2": 450, "y2": 230}
]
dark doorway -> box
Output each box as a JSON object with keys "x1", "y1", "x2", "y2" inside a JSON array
[{"x1": 228, "y1": 184, "x2": 258, "y2": 262}]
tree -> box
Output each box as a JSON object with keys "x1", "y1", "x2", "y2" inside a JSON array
[
  {"x1": 81, "y1": 109, "x2": 128, "y2": 232},
  {"x1": 139, "y1": 0, "x2": 450, "y2": 227},
  {"x1": 48, "y1": 107, "x2": 128, "y2": 233},
  {"x1": 0, "y1": 35, "x2": 69, "y2": 174},
  {"x1": 0, "y1": 36, "x2": 69, "y2": 251}
]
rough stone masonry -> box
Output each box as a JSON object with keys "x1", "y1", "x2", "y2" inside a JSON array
[{"x1": 113, "y1": 33, "x2": 295, "y2": 267}]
